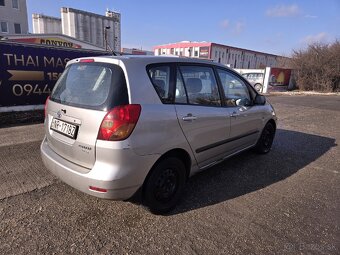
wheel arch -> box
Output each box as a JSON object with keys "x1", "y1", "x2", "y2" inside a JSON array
[
  {"x1": 267, "y1": 119, "x2": 277, "y2": 131},
  {"x1": 142, "y1": 148, "x2": 192, "y2": 192}
]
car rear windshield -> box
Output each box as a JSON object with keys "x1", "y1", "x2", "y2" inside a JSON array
[{"x1": 50, "y1": 62, "x2": 128, "y2": 110}]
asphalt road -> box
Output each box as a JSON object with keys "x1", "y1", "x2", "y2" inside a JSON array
[{"x1": 0, "y1": 95, "x2": 339, "y2": 254}]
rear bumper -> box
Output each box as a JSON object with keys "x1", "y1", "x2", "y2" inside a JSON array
[{"x1": 40, "y1": 137, "x2": 158, "y2": 200}]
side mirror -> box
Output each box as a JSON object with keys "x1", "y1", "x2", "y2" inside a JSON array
[
  {"x1": 254, "y1": 94, "x2": 266, "y2": 105},
  {"x1": 236, "y1": 97, "x2": 252, "y2": 107}
]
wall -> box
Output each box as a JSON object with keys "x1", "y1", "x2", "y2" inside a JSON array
[{"x1": 0, "y1": 0, "x2": 28, "y2": 34}]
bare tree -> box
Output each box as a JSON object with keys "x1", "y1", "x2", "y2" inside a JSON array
[{"x1": 291, "y1": 41, "x2": 340, "y2": 92}]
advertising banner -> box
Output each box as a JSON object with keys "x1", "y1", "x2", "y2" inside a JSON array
[
  {"x1": 267, "y1": 68, "x2": 292, "y2": 92},
  {"x1": 0, "y1": 42, "x2": 107, "y2": 107}
]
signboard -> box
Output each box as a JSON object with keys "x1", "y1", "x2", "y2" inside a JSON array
[
  {"x1": 8, "y1": 37, "x2": 82, "y2": 48},
  {"x1": 267, "y1": 68, "x2": 292, "y2": 92},
  {"x1": 199, "y1": 46, "x2": 209, "y2": 59},
  {"x1": 0, "y1": 42, "x2": 108, "y2": 107}
]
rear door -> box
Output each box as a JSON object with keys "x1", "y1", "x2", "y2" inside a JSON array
[
  {"x1": 174, "y1": 65, "x2": 231, "y2": 168},
  {"x1": 46, "y1": 61, "x2": 128, "y2": 169}
]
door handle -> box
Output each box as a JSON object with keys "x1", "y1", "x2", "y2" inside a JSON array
[
  {"x1": 230, "y1": 112, "x2": 240, "y2": 117},
  {"x1": 182, "y1": 114, "x2": 197, "y2": 121}
]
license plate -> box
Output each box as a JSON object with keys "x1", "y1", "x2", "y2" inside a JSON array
[{"x1": 50, "y1": 118, "x2": 78, "y2": 139}]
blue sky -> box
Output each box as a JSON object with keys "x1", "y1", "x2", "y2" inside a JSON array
[{"x1": 27, "y1": 0, "x2": 340, "y2": 56}]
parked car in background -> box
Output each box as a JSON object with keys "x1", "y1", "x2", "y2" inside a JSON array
[
  {"x1": 242, "y1": 72, "x2": 264, "y2": 92},
  {"x1": 41, "y1": 55, "x2": 277, "y2": 214}
]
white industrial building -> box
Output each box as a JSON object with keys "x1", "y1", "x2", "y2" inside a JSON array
[
  {"x1": 32, "y1": 14, "x2": 61, "y2": 34},
  {"x1": 32, "y1": 7, "x2": 121, "y2": 52},
  {"x1": 154, "y1": 41, "x2": 278, "y2": 69}
]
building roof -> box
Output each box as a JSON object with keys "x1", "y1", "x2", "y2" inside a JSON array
[{"x1": 60, "y1": 7, "x2": 120, "y2": 19}]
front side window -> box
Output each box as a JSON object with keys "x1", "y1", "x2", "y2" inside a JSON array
[
  {"x1": 0, "y1": 21, "x2": 8, "y2": 33},
  {"x1": 0, "y1": 0, "x2": 4, "y2": 6},
  {"x1": 147, "y1": 65, "x2": 172, "y2": 103},
  {"x1": 14, "y1": 23, "x2": 21, "y2": 34},
  {"x1": 178, "y1": 65, "x2": 221, "y2": 106},
  {"x1": 217, "y1": 69, "x2": 251, "y2": 107},
  {"x1": 12, "y1": 0, "x2": 18, "y2": 9}
]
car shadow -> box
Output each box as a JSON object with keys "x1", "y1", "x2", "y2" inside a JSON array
[{"x1": 168, "y1": 129, "x2": 337, "y2": 215}]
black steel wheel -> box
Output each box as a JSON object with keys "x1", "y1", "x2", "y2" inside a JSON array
[
  {"x1": 143, "y1": 157, "x2": 186, "y2": 214},
  {"x1": 255, "y1": 122, "x2": 275, "y2": 154}
]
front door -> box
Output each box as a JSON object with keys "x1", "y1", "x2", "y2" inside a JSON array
[{"x1": 216, "y1": 68, "x2": 263, "y2": 154}]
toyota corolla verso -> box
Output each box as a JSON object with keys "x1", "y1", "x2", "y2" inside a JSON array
[{"x1": 41, "y1": 55, "x2": 277, "y2": 213}]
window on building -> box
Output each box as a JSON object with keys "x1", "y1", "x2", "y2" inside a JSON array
[
  {"x1": 194, "y1": 50, "x2": 198, "y2": 57},
  {"x1": 0, "y1": 21, "x2": 8, "y2": 33},
  {"x1": 14, "y1": 23, "x2": 21, "y2": 34},
  {"x1": 12, "y1": 0, "x2": 19, "y2": 9},
  {"x1": 215, "y1": 51, "x2": 218, "y2": 58},
  {"x1": 0, "y1": 0, "x2": 5, "y2": 6},
  {"x1": 170, "y1": 48, "x2": 174, "y2": 55}
]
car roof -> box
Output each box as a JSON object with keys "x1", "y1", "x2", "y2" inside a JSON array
[{"x1": 74, "y1": 54, "x2": 231, "y2": 69}]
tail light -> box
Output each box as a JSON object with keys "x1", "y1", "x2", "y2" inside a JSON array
[
  {"x1": 44, "y1": 96, "x2": 50, "y2": 117},
  {"x1": 97, "y1": 104, "x2": 141, "y2": 141}
]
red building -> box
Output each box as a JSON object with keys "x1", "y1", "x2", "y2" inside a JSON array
[{"x1": 154, "y1": 41, "x2": 278, "y2": 69}]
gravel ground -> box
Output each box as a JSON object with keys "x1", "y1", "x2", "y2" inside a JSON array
[{"x1": 0, "y1": 95, "x2": 339, "y2": 254}]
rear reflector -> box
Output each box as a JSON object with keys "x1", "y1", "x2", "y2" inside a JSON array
[
  {"x1": 97, "y1": 104, "x2": 141, "y2": 141},
  {"x1": 89, "y1": 186, "x2": 107, "y2": 193},
  {"x1": 80, "y1": 59, "x2": 95, "y2": 63}
]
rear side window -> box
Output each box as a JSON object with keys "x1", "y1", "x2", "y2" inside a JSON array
[
  {"x1": 147, "y1": 65, "x2": 172, "y2": 103},
  {"x1": 50, "y1": 62, "x2": 128, "y2": 110}
]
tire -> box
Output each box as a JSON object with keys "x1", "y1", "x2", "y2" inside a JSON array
[
  {"x1": 143, "y1": 157, "x2": 186, "y2": 214},
  {"x1": 254, "y1": 83, "x2": 263, "y2": 92},
  {"x1": 255, "y1": 122, "x2": 275, "y2": 154}
]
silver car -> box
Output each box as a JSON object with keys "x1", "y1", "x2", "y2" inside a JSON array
[{"x1": 41, "y1": 56, "x2": 277, "y2": 213}]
